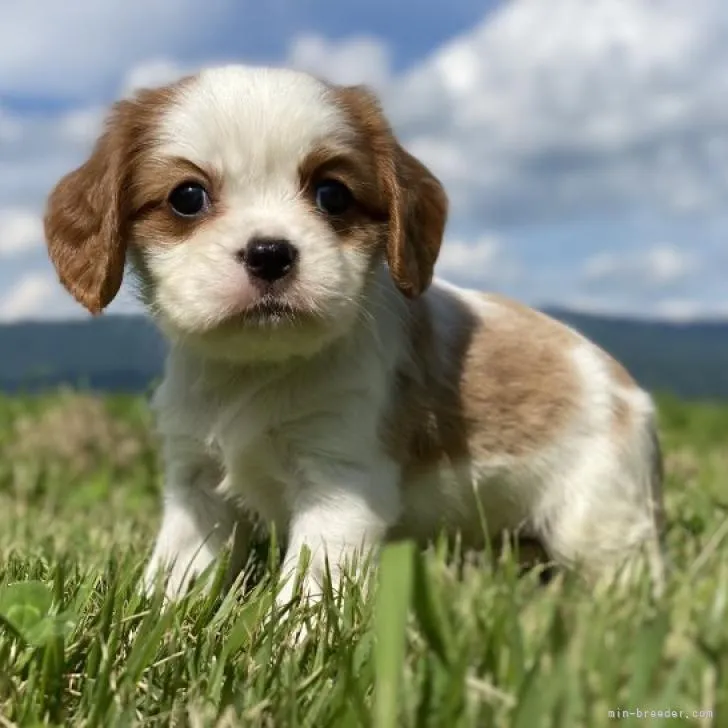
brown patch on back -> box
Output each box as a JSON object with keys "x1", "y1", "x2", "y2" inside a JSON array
[
  {"x1": 384, "y1": 291, "x2": 582, "y2": 470},
  {"x1": 44, "y1": 79, "x2": 190, "y2": 314},
  {"x1": 459, "y1": 295, "x2": 581, "y2": 458}
]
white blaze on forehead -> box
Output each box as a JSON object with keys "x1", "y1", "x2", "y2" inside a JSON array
[{"x1": 157, "y1": 66, "x2": 352, "y2": 184}]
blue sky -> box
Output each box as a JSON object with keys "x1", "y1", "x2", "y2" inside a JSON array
[{"x1": 1, "y1": 0, "x2": 727, "y2": 322}]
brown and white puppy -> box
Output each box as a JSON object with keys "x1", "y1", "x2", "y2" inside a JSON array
[{"x1": 44, "y1": 65, "x2": 666, "y2": 607}]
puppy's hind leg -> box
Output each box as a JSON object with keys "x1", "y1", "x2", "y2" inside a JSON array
[{"x1": 534, "y1": 431, "x2": 666, "y2": 598}]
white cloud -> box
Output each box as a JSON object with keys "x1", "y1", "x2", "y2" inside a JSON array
[
  {"x1": 0, "y1": 209, "x2": 44, "y2": 257},
  {"x1": 0, "y1": 108, "x2": 23, "y2": 144},
  {"x1": 0, "y1": 0, "x2": 235, "y2": 98},
  {"x1": 0, "y1": 267, "x2": 142, "y2": 322},
  {"x1": 653, "y1": 299, "x2": 708, "y2": 322},
  {"x1": 644, "y1": 246, "x2": 699, "y2": 285},
  {"x1": 57, "y1": 106, "x2": 106, "y2": 147},
  {"x1": 438, "y1": 236, "x2": 499, "y2": 274},
  {"x1": 289, "y1": 35, "x2": 393, "y2": 88},
  {"x1": 557, "y1": 294, "x2": 728, "y2": 323},
  {"x1": 436, "y1": 235, "x2": 521, "y2": 286},
  {"x1": 582, "y1": 245, "x2": 699, "y2": 288},
  {"x1": 0, "y1": 273, "x2": 55, "y2": 321},
  {"x1": 651, "y1": 298, "x2": 728, "y2": 322},
  {"x1": 120, "y1": 59, "x2": 192, "y2": 98}
]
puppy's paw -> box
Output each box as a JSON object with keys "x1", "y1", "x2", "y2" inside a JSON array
[
  {"x1": 255, "y1": 575, "x2": 323, "y2": 647},
  {"x1": 141, "y1": 560, "x2": 190, "y2": 603}
]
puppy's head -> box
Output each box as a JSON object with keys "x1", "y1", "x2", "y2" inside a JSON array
[{"x1": 44, "y1": 66, "x2": 448, "y2": 362}]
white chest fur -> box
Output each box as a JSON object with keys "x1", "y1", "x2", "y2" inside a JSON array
[{"x1": 151, "y1": 283, "x2": 408, "y2": 532}]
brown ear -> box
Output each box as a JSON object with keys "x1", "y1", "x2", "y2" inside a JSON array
[
  {"x1": 331, "y1": 85, "x2": 448, "y2": 298},
  {"x1": 384, "y1": 143, "x2": 448, "y2": 298},
  {"x1": 44, "y1": 102, "x2": 132, "y2": 314}
]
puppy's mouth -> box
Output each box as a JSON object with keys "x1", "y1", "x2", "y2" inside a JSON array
[
  {"x1": 220, "y1": 294, "x2": 313, "y2": 329},
  {"x1": 245, "y1": 298, "x2": 299, "y2": 321}
]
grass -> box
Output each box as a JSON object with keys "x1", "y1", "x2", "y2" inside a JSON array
[{"x1": 0, "y1": 390, "x2": 726, "y2": 726}]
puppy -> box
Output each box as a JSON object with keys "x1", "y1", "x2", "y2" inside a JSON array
[{"x1": 44, "y1": 65, "x2": 666, "y2": 607}]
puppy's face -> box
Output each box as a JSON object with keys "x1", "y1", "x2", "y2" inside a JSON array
[{"x1": 44, "y1": 66, "x2": 448, "y2": 362}]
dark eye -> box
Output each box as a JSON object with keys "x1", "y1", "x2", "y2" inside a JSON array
[
  {"x1": 168, "y1": 181, "x2": 210, "y2": 218},
  {"x1": 314, "y1": 179, "x2": 353, "y2": 215}
]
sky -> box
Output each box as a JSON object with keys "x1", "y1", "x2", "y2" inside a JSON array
[{"x1": 1, "y1": 0, "x2": 728, "y2": 322}]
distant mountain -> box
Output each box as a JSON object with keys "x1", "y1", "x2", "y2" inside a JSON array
[
  {"x1": 2, "y1": 310, "x2": 728, "y2": 400},
  {"x1": 0, "y1": 316, "x2": 165, "y2": 394}
]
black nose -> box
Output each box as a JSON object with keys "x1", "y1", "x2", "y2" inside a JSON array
[{"x1": 240, "y1": 237, "x2": 298, "y2": 282}]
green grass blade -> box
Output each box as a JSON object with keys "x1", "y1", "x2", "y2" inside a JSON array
[{"x1": 374, "y1": 541, "x2": 415, "y2": 728}]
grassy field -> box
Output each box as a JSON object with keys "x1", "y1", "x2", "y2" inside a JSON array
[{"x1": 0, "y1": 390, "x2": 726, "y2": 727}]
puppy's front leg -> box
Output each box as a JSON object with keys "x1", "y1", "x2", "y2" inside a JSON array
[
  {"x1": 143, "y1": 438, "x2": 254, "y2": 600},
  {"x1": 276, "y1": 456, "x2": 401, "y2": 609}
]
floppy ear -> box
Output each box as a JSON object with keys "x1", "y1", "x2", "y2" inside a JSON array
[
  {"x1": 332, "y1": 84, "x2": 448, "y2": 298},
  {"x1": 44, "y1": 102, "x2": 133, "y2": 314},
  {"x1": 384, "y1": 142, "x2": 448, "y2": 298}
]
